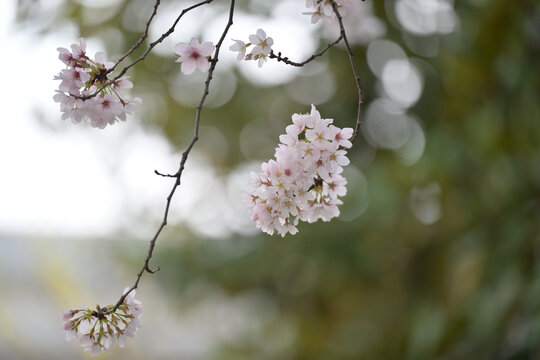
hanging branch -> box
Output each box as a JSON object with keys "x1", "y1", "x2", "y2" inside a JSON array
[
  {"x1": 267, "y1": 1, "x2": 363, "y2": 143},
  {"x1": 106, "y1": 0, "x2": 236, "y2": 314},
  {"x1": 328, "y1": 0, "x2": 364, "y2": 144}
]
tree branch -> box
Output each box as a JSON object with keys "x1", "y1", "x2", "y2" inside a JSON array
[
  {"x1": 106, "y1": 0, "x2": 236, "y2": 315},
  {"x1": 268, "y1": 34, "x2": 343, "y2": 67},
  {"x1": 108, "y1": 0, "x2": 161, "y2": 73},
  {"x1": 329, "y1": 0, "x2": 364, "y2": 144},
  {"x1": 78, "y1": 0, "x2": 215, "y2": 101}
]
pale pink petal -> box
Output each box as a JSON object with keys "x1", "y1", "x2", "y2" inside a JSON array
[
  {"x1": 256, "y1": 28, "x2": 266, "y2": 40},
  {"x1": 341, "y1": 127, "x2": 353, "y2": 139},
  {"x1": 181, "y1": 58, "x2": 197, "y2": 75},
  {"x1": 198, "y1": 41, "x2": 215, "y2": 56},
  {"x1": 90, "y1": 344, "x2": 101, "y2": 356},
  {"x1": 251, "y1": 46, "x2": 262, "y2": 56},
  {"x1": 94, "y1": 51, "x2": 106, "y2": 65},
  {"x1": 79, "y1": 38, "x2": 86, "y2": 51},
  {"x1": 174, "y1": 42, "x2": 188, "y2": 55},
  {"x1": 196, "y1": 57, "x2": 210, "y2": 72},
  {"x1": 248, "y1": 34, "x2": 259, "y2": 44}
]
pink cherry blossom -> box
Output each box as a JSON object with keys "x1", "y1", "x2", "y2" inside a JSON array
[
  {"x1": 175, "y1": 39, "x2": 215, "y2": 75},
  {"x1": 54, "y1": 38, "x2": 140, "y2": 129},
  {"x1": 245, "y1": 105, "x2": 353, "y2": 236},
  {"x1": 328, "y1": 125, "x2": 353, "y2": 148}
]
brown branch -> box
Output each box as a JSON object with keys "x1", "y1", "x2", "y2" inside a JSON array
[
  {"x1": 106, "y1": 0, "x2": 236, "y2": 315},
  {"x1": 78, "y1": 0, "x2": 215, "y2": 101},
  {"x1": 328, "y1": 0, "x2": 364, "y2": 144},
  {"x1": 268, "y1": 34, "x2": 343, "y2": 67},
  {"x1": 154, "y1": 170, "x2": 177, "y2": 178},
  {"x1": 108, "y1": 0, "x2": 161, "y2": 73}
]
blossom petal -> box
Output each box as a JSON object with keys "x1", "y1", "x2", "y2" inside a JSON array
[
  {"x1": 196, "y1": 57, "x2": 210, "y2": 72},
  {"x1": 181, "y1": 58, "x2": 197, "y2": 75},
  {"x1": 174, "y1": 42, "x2": 188, "y2": 55},
  {"x1": 198, "y1": 41, "x2": 215, "y2": 56},
  {"x1": 256, "y1": 28, "x2": 266, "y2": 40}
]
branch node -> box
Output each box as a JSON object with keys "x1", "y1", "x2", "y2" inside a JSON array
[
  {"x1": 146, "y1": 266, "x2": 160, "y2": 274},
  {"x1": 269, "y1": 34, "x2": 342, "y2": 68},
  {"x1": 154, "y1": 169, "x2": 178, "y2": 178}
]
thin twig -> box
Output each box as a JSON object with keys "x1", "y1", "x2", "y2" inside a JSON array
[
  {"x1": 269, "y1": 34, "x2": 343, "y2": 67},
  {"x1": 78, "y1": 0, "x2": 215, "y2": 101},
  {"x1": 108, "y1": 0, "x2": 161, "y2": 73},
  {"x1": 154, "y1": 170, "x2": 177, "y2": 178},
  {"x1": 328, "y1": 0, "x2": 363, "y2": 144},
  {"x1": 106, "y1": 0, "x2": 235, "y2": 314}
]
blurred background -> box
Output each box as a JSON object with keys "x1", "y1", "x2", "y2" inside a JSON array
[{"x1": 2, "y1": 0, "x2": 540, "y2": 358}]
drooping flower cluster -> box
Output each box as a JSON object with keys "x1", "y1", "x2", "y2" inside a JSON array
[
  {"x1": 62, "y1": 288, "x2": 143, "y2": 356},
  {"x1": 245, "y1": 105, "x2": 353, "y2": 236},
  {"x1": 229, "y1": 28, "x2": 274, "y2": 67},
  {"x1": 175, "y1": 38, "x2": 215, "y2": 75},
  {"x1": 303, "y1": 0, "x2": 352, "y2": 24},
  {"x1": 53, "y1": 38, "x2": 141, "y2": 129}
]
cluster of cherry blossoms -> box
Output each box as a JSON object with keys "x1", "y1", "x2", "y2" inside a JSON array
[
  {"x1": 304, "y1": 0, "x2": 352, "y2": 23},
  {"x1": 229, "y1": 28, "x2": 274, "y2": 67},
  {"x1": 62, "y1": 289, "x2": 142, "y2": 356},
  {"x1": 245, "y1": 105, "x2": 353, "y2": 237},
  {"x1": 53, "y1": 38, "x2": 141, "y2": 129}
]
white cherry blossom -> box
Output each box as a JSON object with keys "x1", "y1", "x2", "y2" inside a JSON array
[
  {"x1": 62, "y1": 288, "x2": 143, "y2": 356},
  {"x1": 303, "y1": 0, "x2": 353, "y2": 24},
  {"x1": 229, "y1": 28, "x2": 274, "y2": 68},
  {"x1": 229, "y1": 39, "x2": 247, "y2": 60}
]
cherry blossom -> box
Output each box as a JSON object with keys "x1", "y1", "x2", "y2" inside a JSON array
[
  {"x1": 175, "y1": 38, "x2": 215, "y2": 75},
  {"x1": 62, "y1": 288, "x2": 142, "y2": 356},
  {"x1": 229, "y1": 39, "x2": 247, "y2": 60},
  {"x1": 245, "y1": 105, "x2": 353, "y2": 236},
  {"x1": 53, "y1": 38, "x2": 141, "y2": 129},
  {"x1": 303, "y1": 0, "x2": 352, "y2": 24},
  {"x1": 249, "y1": 28, "x2": 273, "y2": 57},
  {"x1": 229, "y1": 28, "x2": 274, "y2": 68}
]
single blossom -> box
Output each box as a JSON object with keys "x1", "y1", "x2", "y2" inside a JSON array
[
  {"x1": 175, "y1": 38, "x2": 215, "y2": 75},
  {"x1": 249, "y1": 28, "x2": 274, "y2": 57},
  {"x1": 245, "y1": 105, "x2": 353, "y2": 236},
  {"x1": 229, "y1": 39, "x2": 247, "y2": 60}
]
